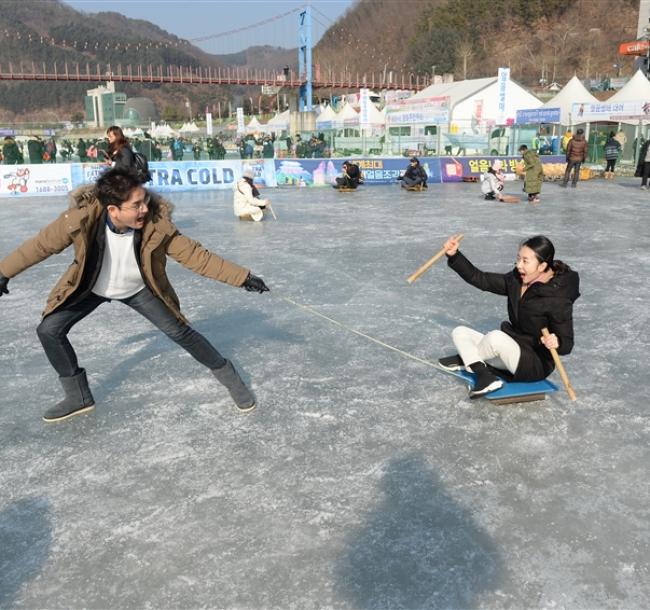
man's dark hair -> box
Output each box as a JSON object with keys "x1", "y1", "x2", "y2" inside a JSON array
[
  {"x1": 95, "y1": 167, "x2": 144, "y2": 209},
  {"x1": 519, "y1": 145, "x2": 528, "y2": 152},
  {"x1": 576, "y1": 128, "x2": 584, "y2": 135}
]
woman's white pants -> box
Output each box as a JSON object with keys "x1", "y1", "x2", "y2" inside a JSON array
[{"x1": 451, "y1": 325, "x2": 521, "y2": 374}]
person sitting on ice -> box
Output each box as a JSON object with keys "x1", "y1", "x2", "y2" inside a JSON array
[
  {"x1": 0, "y1": 167, "x2": 269, "y2": 423},
  {"x1": 481, "y1": 160, "x2": 506, "y2": 200},
  {"x1": 333, "y1": 161, "x2": 362, "y2": 189},
  {"x1": 397, "y1": 157, "x2": 428, "y2": 189},
  {"x1": 233, "y1": 166, "x2": 270, "y2": 221},
  {"x1": 437, "y1": 234, "x2": 580, "y2": 398}
]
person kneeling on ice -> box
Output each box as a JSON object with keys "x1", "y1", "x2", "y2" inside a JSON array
[
  {"x1": 438, "y1": 234, "x2": 580, "y2": 398},
  {"x1": 0, "y1": 167, "x2": 269, "y2": 422},
  {"x1": 398, "y1": 157, "x2": 428, "y2": 189},
  {"x1": 481, "y1": 160, "x2": 506, "y2": 200},
  {"x1": 334, "y1": 161, "x2": 362, "y2": 189},
  {"x1": 234, "y1": 166, "x2": 270, "y2": 221}
]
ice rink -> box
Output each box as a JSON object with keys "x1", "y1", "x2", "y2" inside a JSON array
[{"x1": 1, "y1": 177, "x2": 649, "y2": 609}]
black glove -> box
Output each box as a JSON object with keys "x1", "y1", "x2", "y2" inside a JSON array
[
  {"x1": 0, "y1": 273, "x2": 9, "y2": 297},
  {"x1": 242, "y1": 273, "x2": 269, "y2": 293}
]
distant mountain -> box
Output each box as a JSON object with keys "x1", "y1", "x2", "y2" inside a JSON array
[
  {"x1": 0, "y1": 0, "x2": 239, "y2": 121},
  {"x1": 216, "y1": 46, "x2": 296, "y2": 71}
]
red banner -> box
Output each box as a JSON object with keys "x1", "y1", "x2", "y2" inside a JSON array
[{"x1": 619, "y1": 40, "x2": 650, "y2": 56}]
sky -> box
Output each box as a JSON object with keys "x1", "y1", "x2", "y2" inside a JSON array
[{"x1": 64, "y1": 0, "x2": 355, "y2": 54}]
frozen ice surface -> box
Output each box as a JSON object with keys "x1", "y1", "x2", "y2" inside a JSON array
[{"x1": 1, "y1": 179, "x2": 649, "y2": 609}]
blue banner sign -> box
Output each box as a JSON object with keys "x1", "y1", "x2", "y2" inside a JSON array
[
  {"x1": 516, "y1": 107, "x2": 561, "y2": 124},
  {"x1": 439, "y1": 155, "x2": 566, "y2": 182},
  {"x1": 70, "y1": 160, "x2": 277, "y2": 192},
  {"x1": 274, "y1": 157, "x2": 441, "y2": 187}
]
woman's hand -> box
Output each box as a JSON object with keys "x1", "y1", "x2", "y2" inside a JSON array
[
  {"x1": 443, "y1": 234, "x2": 462, "y2": 256},
  {"x1": 541, "y1": 332, "x2": 559, "y2": 350}
]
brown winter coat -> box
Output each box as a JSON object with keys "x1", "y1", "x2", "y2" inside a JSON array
[
  {"x1": 0, "y1": 185, "x2": 250, "y2": 322},
  {"x1": 566, "y1": 135, "x2": 587, "y2": 162}
]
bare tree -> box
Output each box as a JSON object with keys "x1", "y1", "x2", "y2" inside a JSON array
[{"x1": 457, "y1": 38, "x2": 474, "y2": 80}]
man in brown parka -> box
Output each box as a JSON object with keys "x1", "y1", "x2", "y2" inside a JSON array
[
  {"x1": 0, "y1": 168, "x2": 269, "y2": 422},
  {"x1": 561, "y1": 128, "x2": 588, "y2": 188}
]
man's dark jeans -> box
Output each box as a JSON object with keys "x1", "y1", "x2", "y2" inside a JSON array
[
  {"x1": 36, "y1": 287, "x2": 226, "y2": 378},
  {"x1": 563, "y1": 160, "x2": 582, "y2": 185}
]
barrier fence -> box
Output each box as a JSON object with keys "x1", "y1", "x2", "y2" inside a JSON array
[{"x1": 0, "y1": 156, "x2": 569, "y2": 197}]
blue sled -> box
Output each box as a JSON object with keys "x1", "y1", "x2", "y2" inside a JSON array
[{"x1": 439, "y1": 368, "x2": 559, "y2": 404}]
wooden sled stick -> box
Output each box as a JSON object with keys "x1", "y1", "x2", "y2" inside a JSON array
[
  {"x1": 541, "y1": 327, "x2": 577, "y2": 401},
  {"x1": 500, "y1": 195, "x2": 520, "y2": 203},
  {"x1": 267, "y1": 203, "x2": 278, "y2": 220},
  {"x1": 407, "y1": 234, "x2": 464, "y2": 284}
]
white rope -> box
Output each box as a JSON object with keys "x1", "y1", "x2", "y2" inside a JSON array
[{"x1": 274, "y1": 293, "x2": 440, "y2": 370}]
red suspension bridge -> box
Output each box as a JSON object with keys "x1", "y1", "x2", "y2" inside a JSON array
[{"x1": 0, "y1": 62, "x2": 430, "y2": 91}]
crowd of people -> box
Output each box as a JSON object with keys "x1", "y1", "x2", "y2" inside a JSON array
[{"x1": 1, "y1": 133, "x2": 165, "y2": 165}]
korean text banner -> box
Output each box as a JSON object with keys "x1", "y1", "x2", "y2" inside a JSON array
[
  {"x1": 274, "y1": 158, "x2": 442, "y2": 187},
  {"x1": 516, "y1": 107, "x2": 561, "y2": 124},
  {"x1": 439, "y1": 155, "x2": 566, "y2": 182},
  {"x1": 496, "y1": 67, "x2": 511, "y2": 125},
  {"x1": 385, "y1": 96, "x2": 450, "y2": 125},
  {"x1": 571, "y1": 100, "x2": 650, "y2": 121}
]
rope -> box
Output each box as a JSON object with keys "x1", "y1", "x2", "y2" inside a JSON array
[
  {"x1": 273, "y1": 293, "x2": 440, "y2": 370},
  {"x1": 190, "y1": 8, "x2": 301, "y2": 42}
]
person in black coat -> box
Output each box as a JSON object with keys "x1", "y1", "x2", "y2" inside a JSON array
[
  {"x1": 438, "y1": 234, "x2": 580, "y2": 397},
  {"x1": 27, "y1": 137, "x2": 45, "y2": 164},
  {"x1": 106, "y1": 125, "x2": 135, "y2": 171},
  {"x1": 398, "y1": 157, "x2": 428, "y2": 189},
  {"x1": 334, "y1": 161, "x2": 362, "y2": 189},
  {"x1": 635, "y1": 138, "x2": 650, "y2": 189}
]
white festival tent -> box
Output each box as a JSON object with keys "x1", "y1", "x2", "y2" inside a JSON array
[
  {"x1": 542, "y1": 75, "x2": 598, "y2": 125},
  {"x1": 364, "y1": 102, "x2": 386, "y2": 126},
  {"x1": 264, "y1": 109, "x2": 290, "y2": 133},
  {"x1": 337, "y1": 103, "x2": 360, "y2": 126},
  {"x1": 179, "y1": 122, "x2": 200, "y2": 133},
  {"x1": 607, "y1": 69, "x2": 650, "y2": 103},
  {"x1": 408, "y1": 76, "x2": 541, "y2": 125},
  {"x1": 315, "y1": 105, "x2": 340, "y2": 128},
  {"x1": 246, "y1": 116, "x2": 262, "y2": 132},
  {"x1": 151, "y1": 123, "x2": 177, "y2": 138},
  {"x1": 123, "y1": 127, "x2": 144, "y2": 138}
]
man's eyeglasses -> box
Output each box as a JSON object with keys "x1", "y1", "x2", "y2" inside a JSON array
[{"x1": 122, "y1": 193, "x2": 150, "y2": 213}]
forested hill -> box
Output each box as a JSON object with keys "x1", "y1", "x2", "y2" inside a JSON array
[
  {"x1": 0, "y1": 0, "x2": 232, "y2": 120},
  {"x1": 0, "y1": 0, "x2": 642, "y2": 121},
  {"x1": 314, "y1": 0, "x2": 639, "y2": 87}
]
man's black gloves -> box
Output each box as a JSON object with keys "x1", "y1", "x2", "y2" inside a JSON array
[
  {"x1": 242, "y1": 273, "x2": 269, "y2": 293},
  {"x1": 0, "y1": 273, "x2": 9, "y2": 297}
]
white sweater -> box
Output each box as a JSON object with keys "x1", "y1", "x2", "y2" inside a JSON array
[
  {"x1": 233, "y1": 179, "x2": 268, "y2": 217},
  {"x1": 481, "y1": 171, "x2": 501, "y2": 195},
  {"x1": 92, "y1": 225, "x2": 145, "y2": 299}
]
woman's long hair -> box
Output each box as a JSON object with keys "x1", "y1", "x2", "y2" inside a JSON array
[
  {"x1": 521, "y1": 235, "x2": 570, "y2": 273},
  {"x1": 107, "y1": 125, "x2": 129, "y2": 156},
  {"x1": 243, "y1": 176, "x2": 260, "y2": 198}
]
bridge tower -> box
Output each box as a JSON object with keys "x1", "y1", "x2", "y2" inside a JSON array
[{"x1": 298, "y1": 6, "x2": 313, "y2": 111}]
